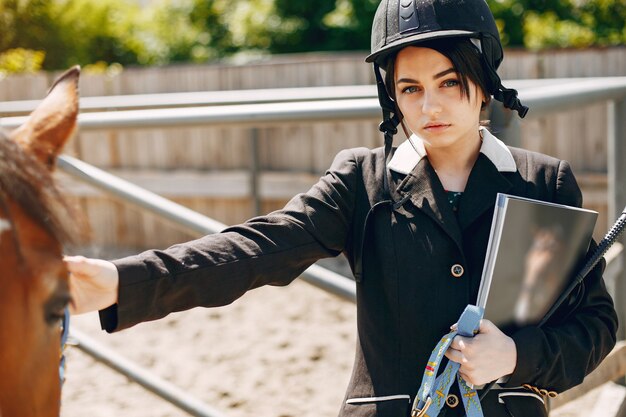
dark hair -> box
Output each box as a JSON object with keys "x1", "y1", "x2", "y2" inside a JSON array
[{"x1": 384, "y1": 37, "x2": 492, "y2": 108}]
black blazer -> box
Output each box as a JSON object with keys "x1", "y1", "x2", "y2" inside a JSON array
[{"x1": 101, "y1": 132, "x2": 617, "y2": 417}]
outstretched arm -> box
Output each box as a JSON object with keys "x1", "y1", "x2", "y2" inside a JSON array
[{"x1": 65, "y1": 148, "x2": 364, "y2": 333}]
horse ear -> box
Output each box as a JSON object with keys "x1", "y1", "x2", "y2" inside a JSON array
[{"x1": 10, "y1": 66, "x2": 80, "y2": 170}]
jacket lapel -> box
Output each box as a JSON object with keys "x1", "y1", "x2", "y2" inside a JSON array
[
  {"x1": 396, "y1": 158, "x2": 464, "y2": 250},
  {"x1": 457, "y1": 153, "x2": 513, "y2": 230},
  {"x1": 393, "y1": 153, "x2": 514, "y2": 248}
]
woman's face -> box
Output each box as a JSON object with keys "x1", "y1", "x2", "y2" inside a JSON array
[{"x1": 394, "y1": 46, "x2": 484, "y2": 152}]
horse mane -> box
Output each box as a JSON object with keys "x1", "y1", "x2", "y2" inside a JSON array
[{"x1": 0, "y1": 131, "x2": 84, "y2": 246}]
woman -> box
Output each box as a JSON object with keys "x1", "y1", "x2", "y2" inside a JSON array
[{"x1": 67, "y1": 0, "x2": 617, "y2": 416}]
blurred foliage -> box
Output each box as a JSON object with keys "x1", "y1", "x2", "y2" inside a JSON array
[
  {"x1": 0, "y1": 0, "x2": 143, "y2": 69},
  {"x1": 0, "y1": 0, "x2": 624, "y2": 72},
  {"x1": 488, "y1": 0, "x2": 626, "y2": 49},
  {"x1": 82, "y1": 61, "x2": 124, "y2": 76},
  {"x1": 262, "y1": 0, "x2": 380, "y2": 53},
  {"x1": 0, "y1": 48, "x2": 45, "y2": 74}
]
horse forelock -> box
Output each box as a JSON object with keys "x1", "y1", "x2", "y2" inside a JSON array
[{"x1": 0, "y1": 131, "x2": 83, "y2": 247}]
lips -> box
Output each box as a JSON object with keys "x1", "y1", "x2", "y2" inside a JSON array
[{"x1": 423, "y1": 122, "x2": 451, "y2": 131}]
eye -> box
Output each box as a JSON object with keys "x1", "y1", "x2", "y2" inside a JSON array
[
  {"x1": 442, "y1": 79, "x2": 460, "y2": 88},
  {"x1": 47, "y1": 313, "x2": 65, "y2": 327},
  {"x1": 45, "y1": 306, "x2": 67, "y2": 327},
  {"x1": 400, "y1": 85, "x2": 420, "y2": 94},
  {"x1": 45, "y1": 294, "x2": 71, "y2": 327}
]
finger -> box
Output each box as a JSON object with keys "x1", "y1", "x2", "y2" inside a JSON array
[
  {"x1": 64, "y1": 255, "x2": 89, "y2": 273},
  {"x1": 444, "y1": 347, "x2": 463, "y2": 364},
  {"x1": 450, "y1": 336, "x2": 467, "y2": 351},
  {"x1": 479, "y1": 319, "x2": 495, "y2": 333},
  {"x1": 459, "y1": 371, "x2": 475, "y2": 386},
  {"x1": 450, "y1": 322, "x2": 458, "y2": 331},
  {"x1": 65, "y1": 256, "x2": 104, "y2": 276},
  {"x1": 63, "y1": 255, "x2": 85, "y2": 264}
]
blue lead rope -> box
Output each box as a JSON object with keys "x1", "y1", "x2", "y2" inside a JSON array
[{"x1": 412, "y1": 305, "x2": 485, "y2": 417}]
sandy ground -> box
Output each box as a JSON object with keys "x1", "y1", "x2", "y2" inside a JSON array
[{"x1": 59, "y1": 249, "x2": 614, "y2": 417}]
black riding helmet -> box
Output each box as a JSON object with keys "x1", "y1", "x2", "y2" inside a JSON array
[{"x1": 367, "y1": 0, "x2": 528, "y2": 147}]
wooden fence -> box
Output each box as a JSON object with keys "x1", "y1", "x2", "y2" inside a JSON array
[{"x1": 2, "y1": 47, "x2": 625, "y2": 249}]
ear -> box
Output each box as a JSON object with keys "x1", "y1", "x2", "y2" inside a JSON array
[{"x1": 9, "y1": 66, "x2": 80, "y2": 170}]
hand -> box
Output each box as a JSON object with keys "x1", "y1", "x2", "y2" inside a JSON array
[
  {"x1": 64, "y1": 255, "x2": 119, "y2": 314},
  {"x1": 444, "y1": 319, "x2": 517, "y2": 386}
]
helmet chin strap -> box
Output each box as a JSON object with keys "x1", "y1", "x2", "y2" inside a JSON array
[
  {"x1": 471, "y1": 36, "x2": 529, "y2": 118},
  {"x1": 475, "y1": 40, "x2": 529, "y2": 118},
  {"x1": 494, "y1": 83, "x2": 529, "y2": 118},
  {"x1": 374, "y1": 63, "x2": 401, "y2": 198}
]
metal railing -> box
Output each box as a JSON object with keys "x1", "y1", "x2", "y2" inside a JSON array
[
  {"x1": 40, "y1": 77, "x2": 626, "y2": 415},
  {"x1": 0, "y1": 78, "x2": 585, "y2": 117}
]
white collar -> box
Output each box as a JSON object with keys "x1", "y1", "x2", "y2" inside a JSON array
[{"x1": 387, "y1": 127, "x2": 517, "y2": 175}]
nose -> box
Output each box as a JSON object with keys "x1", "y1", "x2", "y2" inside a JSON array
[{"x1": 422, "y1": 90, "x2": 442, "y2": 116}]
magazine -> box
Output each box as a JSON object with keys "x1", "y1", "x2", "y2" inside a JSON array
[{"x1": 476, "y1": 193, "x2": 597, "y2": 328}]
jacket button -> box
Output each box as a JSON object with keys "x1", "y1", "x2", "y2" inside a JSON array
[
  {"x1": 451, "y1": 264, "x2": 464, "y2": 278},
  {"x1": 446, "y1": 393, "x2": 459, "y2": 408}
]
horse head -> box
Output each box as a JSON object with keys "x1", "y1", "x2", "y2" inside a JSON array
[{"x1": 0, "y1": 67, "x2": 82, "y2": 417}]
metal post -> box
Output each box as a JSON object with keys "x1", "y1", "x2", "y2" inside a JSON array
[
  {"x1": 249, "y1": 128, "x2": 261, "y2": 216},
  {"x1": 608, "y1": 97, "x2": 626, "y2": 340}
]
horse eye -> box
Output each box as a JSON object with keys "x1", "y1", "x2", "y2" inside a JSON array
[
  {"x1": 45, "y1": 306, "x2": 67, "y2": 327},
  {"x1": 44, "y1": 295, "x2": 70, "y2": 327},
  {"x1": 46, "y1": 310, "x2": 65, "y2": 327}
]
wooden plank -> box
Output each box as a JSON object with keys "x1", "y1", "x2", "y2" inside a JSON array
[
  {"x1": 56, "y1": 169, "x2": 320, "y2": 199},
  {"x1": 0, "y1": 72, "x2": 48, "y2": 101}
]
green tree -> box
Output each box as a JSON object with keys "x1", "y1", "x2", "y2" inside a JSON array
[
  {"x1": 261, "y1": 0, "x2": 378, "y2": 53},
  {"x1": 487, "y1": 0, "x2": 626, "y2": 48},
  {"x1": 50, "y1": 0, "x2": 144, "y2": 67},
  {"x1": 0, "y1": 0, "x2": 144, "y2": 69},
  {"x1": 0, "y1": 0, "x2": 58, "y2": 60}
]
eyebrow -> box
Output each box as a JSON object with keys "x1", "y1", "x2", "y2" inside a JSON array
[{"x1": 396, "y1": 67, "x2": 457, "y2": 84}]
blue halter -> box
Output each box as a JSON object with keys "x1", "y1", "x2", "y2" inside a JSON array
[{"x1": 60, "y1": 306, "x2": 70, "y2": 387}]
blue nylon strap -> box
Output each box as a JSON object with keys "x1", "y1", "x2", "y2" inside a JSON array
[
  {"x1": 412, "y1": 305, "x2": 484, "y2": 417},
  {"x1": 60, "y1": 306, "x2": 70, "y2": 387}
]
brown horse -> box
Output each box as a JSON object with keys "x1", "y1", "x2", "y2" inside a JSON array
[{"x1": 0, "y1": 67, "x2": 82, "y2": 417}]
